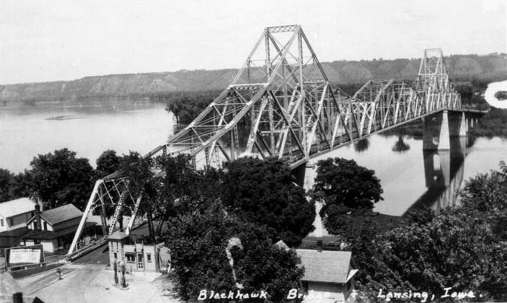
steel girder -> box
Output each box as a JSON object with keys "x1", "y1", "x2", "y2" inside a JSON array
[
  {"x1": 68, "y1": 176, "x2": 141, "y2": 255},
  {"x1": 67, "y1": 25, "x2": 463, "y2": 256}
]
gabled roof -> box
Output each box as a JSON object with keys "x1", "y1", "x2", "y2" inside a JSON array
[
  {"x1": 0, "y1": 198, "x2": 36, "y2": 218},
  {"x1": 22, "y1": 222, "x2": 96, "y2": 240},
  {"x1": 296, "y1": 249, "x2": 354, "y2": 284},
  {"x1": 38, "y1": 204, "x2": 82, "y2": 226}
]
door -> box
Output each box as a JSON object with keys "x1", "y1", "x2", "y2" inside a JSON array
[{"x1": 137, "y1": 253, "x2": 144, "y2": 270}]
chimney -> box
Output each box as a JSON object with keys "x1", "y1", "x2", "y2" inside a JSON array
[{"x1": 34, "y1": 204, "x2": 42, "y2": 231}]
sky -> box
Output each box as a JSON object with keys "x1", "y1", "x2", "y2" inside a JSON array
[{"x1": 1, "y1": 0, "x2": 506, "y2": 84}]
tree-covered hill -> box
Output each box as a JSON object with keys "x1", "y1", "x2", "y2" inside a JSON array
[{"x1": 1, "y1": 53, "x2": 506, "y2": 103}]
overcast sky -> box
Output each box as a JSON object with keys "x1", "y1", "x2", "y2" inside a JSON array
[{"x1": 1, "y1": 0, "x2": 506, "y2": 84}]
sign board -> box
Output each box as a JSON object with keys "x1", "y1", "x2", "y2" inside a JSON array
[{"x1": 4, "y1": 245, "x2": 44, "y2": 269}]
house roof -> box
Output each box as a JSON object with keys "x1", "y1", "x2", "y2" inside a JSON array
[
  {"x1": 296, "y1": 249, "x2": 353, "y2": 284},
  {"x1": 0, "y1": 198, "x2": 36, "y2": 218},
  {"x1": 300, "y1": 235, "x2": 346, "y2": 251},
  {"x1": 0, "y1": 227, "x2": 29, "y2": 238},
  {"x1": 39, "y1": 204, "x2": 82, "y2": 225},
  {"x1": 22, "y1": 222, "x2": 95, "y2": 240}
]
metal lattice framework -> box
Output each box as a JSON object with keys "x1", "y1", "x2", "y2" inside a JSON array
[{"x1": 67, "y1": 25, "x2": 464, "y2": 257}]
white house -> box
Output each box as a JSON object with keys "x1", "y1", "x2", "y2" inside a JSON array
[
  {"x1": 21, "y1": 204, "x2": 85, "y2": 253},
  {"x1": 0, "y1": 198, "x2": 36, "y2": 232},
  {"x1": 107, "y1": 221, "x2": 170, "y2": 273},
  {"x1": 296, "y1": 249, "x2": 358, "y2": 303}
]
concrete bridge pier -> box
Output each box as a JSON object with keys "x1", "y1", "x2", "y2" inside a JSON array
[
  {"x1": 423, "y1": 110, "x2": 450, "y2": 150},
  {"x1": 438, "y1": 110, "x2": 451, "y2": 150},
  {"x1": 449, "y1": 112, "x2": 468, "y2": 137},
  {"x1": 424, "y1": 110, "x2": 470, "y2": 151}
]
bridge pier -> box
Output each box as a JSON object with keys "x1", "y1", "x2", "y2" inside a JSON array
[
  {"x1": 438, "y1": 110, "x2": 451, "y2": 150},
  {"x1": 423, "y1": 111, "x2": 448, "y2": 150},
  {"x1": 423, "y1": 110, "x2": 469, "y2": 151},
  {"x1": 449, "y1": 112, "x2": 468, "y2": 137}
]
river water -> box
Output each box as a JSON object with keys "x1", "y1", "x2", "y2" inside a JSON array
[
  {"x1": 0, "y1": 101, "x2": 174, "y2": 173},
  {"x1": 1, "y1": 82, "x2": 506, "y2": 217}
]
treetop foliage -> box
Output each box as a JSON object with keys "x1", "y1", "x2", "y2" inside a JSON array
[
  {"x1": 221, "y1": 157, "x2": 315, "y2": 247},
  {"x1": 166, "y1": 205, "x2": 303, "y2": 302},
  {"x1": 351, "y1": 164, "x2": 507, "y2": 301},
  {"x1": 311, "y1": 157, "x2": 383, "y2": 216},
  {"x1": 16, "y1": 148, "x2": 95, "y2": 210}
]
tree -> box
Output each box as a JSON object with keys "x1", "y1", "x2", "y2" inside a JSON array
[
  {"x1": 310, "y1": 157, "x2": 383, "y2": 235},
  {"x1": 155, "y1": 155, "x2": 223, "y2": 218},
  {"x1": 0, "y1": 169, "x2": 15, "y2": 202},
  {"x1": 221, "y1": 157, "x2": 315, "y2": 247},
  {"x1": 352, "y1": 165, "x2": 507, "y2": 301},
  {"x1": 96, "y1": 150, "x2": 121, "y2": 178},
  {"x1": 460, "y1": 163, "x2": 507, "y2": 243},
  {"x1": 117, "y1": 151, "x2": 156, "y2": 235},
  {"x1": 166, "y1": 204, "x2": 303, "y2": 302},
  {"x1": 354, "y1": 208, "x2": 506, "y2": 300},
  {"x1": 8, "y1": 172, "x2": 32, "y2": 200},
  {"x1": 392, "y1": 135, "x2": 410, "y2": 153},
  {"x1": 27, "y1": 148, "x2": 94, "y2": 210},
  {"x1": 460, "y1": 169, "x2": 507, "y2": 213},
  {"x1": 353, "y1": 138, "x2": 370, "y2": 152}
]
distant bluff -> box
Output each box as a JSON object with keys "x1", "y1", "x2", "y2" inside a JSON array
[{"x1": 1, "y1": 53, "x2": 506, "y2": 103}]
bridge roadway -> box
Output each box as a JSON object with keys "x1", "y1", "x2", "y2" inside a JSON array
[{"x1": 67, "y1": 24, "x2": 488, "y2": 258}]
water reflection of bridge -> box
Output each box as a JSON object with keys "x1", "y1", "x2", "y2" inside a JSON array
[{"x1": 404, "y1": 136, "x2": 468, "y2": 217}]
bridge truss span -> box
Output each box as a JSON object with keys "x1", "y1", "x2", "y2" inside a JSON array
[
  {"x1": 163, "y1": 27, "x2": 462, "y2": 169},
  {"x1": 67, "y1": 25, "x2": 466, "y2": 257}
]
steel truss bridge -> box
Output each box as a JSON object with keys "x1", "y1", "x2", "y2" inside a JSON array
[{"x1": 67, "y1": 25, "x2": 478, "y2": 257}]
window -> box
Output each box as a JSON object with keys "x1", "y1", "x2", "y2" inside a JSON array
[
  {"x1": 125, "y1": 253, "x2": 135, "y2": 263},
  {"x1": 0, "y1": 219, "x2": 3, "y2": 227},
  {"x1": 113, "y1": 253, "x2": 117, "y2": 260},
  {"x1": 146, "y1": 253, "x2": 152, "y2": 263},
  {"x1": 43, "y1": 222, "x2": 48, "y2": 231}
]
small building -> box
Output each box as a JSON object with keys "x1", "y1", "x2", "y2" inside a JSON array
[
  {"x1": 21, "y1": 204, "x2": 88, "y2": 253},
  {"x1": 0, "y1": 198, "x2": 37, "y2": 232},
  {"x1": 296, "y1": 249, "x2": 358, "y2": 303},
  {"x1": 107, "y1": 222, "x2": 170, "y2": 273},
  {"x1": 0, "y1": 227, "x2": 29, "y2": 257}
]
